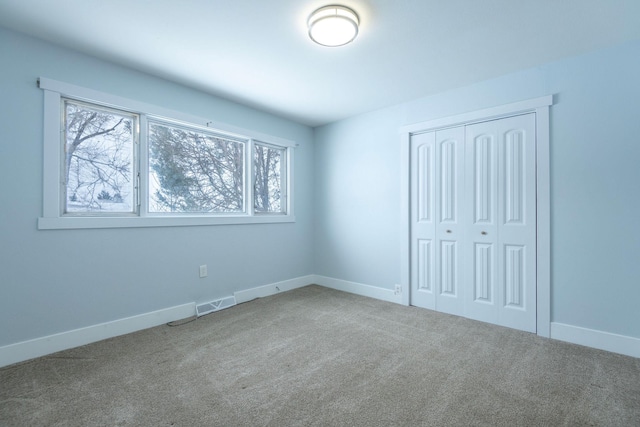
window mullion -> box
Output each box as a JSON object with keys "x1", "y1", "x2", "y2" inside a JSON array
[
  {"x1": 282, "y1": 147, "x2": 289, "y2": 214},
  {"x1": 247, "y1": 139, "x2": 255, "y2": 216},
  {"x1": 139, "y1": 115, "x2": 149, "y2": 217}
]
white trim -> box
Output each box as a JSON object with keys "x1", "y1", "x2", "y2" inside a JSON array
[
  {"x1": 38, "y1": 77, "x2": 297, "y2": 148},
  {"x1": 139, "y1": 114, "x2": 150, "y2": 215},
  {"x1": 4, "y1": 276, "x2": 638, "y2": 368},
  {"x1": 312, "y1": 275, "x2": 402, "y2": 304},
  {"x1": 399, "y1": 132, "x2": 411, "y2": 306},
  {"x1": 399, "y1": 95, "x2": 553, "y2": 336},
  {"x1": 286, "y1": 140, "x2": 294, "y2": 216},
  {"x1": 551, "y1": 322, "x2": 640, "y2": 359},
  {"x1": 233, "y1": 275, "x2": 315, "y2": 304},
  {"x1": 0, "y1": 275, "x2": 314, "y2": 368},
  {"x1": 401, "y1": 95, "x2": 553, "y2": 134},
  {"x1": 38, "y1": 214, "x2": 296, "y2": 230},
  {"x1": 0, "y1": 303, "x2": 195, "y2": 368},
  {"x1": 42, "y1": 89, "x2": 62, "y2": 218},
  {"x1": 535, "y1": 104, "x2": 552, "y2": 338}
]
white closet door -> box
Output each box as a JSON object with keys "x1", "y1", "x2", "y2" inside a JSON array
[
  {"x1": 497, "y1": 114, "x2": 537, "y2": 332},
  {"x1": 465, "y1": 114, "x2": 537, "y2": 332},
  {"x1": 410, "y1": 127, "x2": 465, "y2": 316},
  {"x1": 434, "y1": 127, "x2": 465, "y2": 316},
  {"x1": 464, "y1": 120, "x2": 499, "y2": 324},
  {"x1": 410, "y1": 132, "x2": 436, "y2": 309}
]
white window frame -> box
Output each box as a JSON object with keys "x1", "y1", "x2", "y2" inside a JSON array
[
  {"x1": 253, "y1": 140, "x2": 289, "y2": 215},
  {"x1": 38, "y1": 77, "x2": 295, "y2": 230},
  {"x1": 145, "y1": 117, "x2": 249, "y2": 216},
  {"x1": 61, "y1": 98, "x2": 141, "y2": 217}
]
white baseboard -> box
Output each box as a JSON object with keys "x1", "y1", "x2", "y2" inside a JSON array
[
  {"x1": 311, "y1": 275, "x2": 402, "y2": 304},
  {"x1": 233, "y1": 275, "x2": 315, "y2": 304},
  {"x1": 6, "y1": 278, "x2": 637, "y2": 369},
  {"x1": 0, "y1": 302, "x2": 195, "y2": 368},
  {"x1": 551, "y1": 322, "x2": 640, "y2": 359},
  {"x1": 0, "y1": 275, "x2": 315, "y2": 368}
]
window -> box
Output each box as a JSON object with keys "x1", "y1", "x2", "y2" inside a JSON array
[
  {"x1": 39, "y1": 78, "x2": 295, "y2": 229},
  {"x1": 63, "y1": 100, "x2": 138, "y2": 214},
  {"x1": 254, "y1": 142, "x2": 286, "y2": 214},
  {"x1": 148, "y1": 121, "x2": 245, "y2": 214}
]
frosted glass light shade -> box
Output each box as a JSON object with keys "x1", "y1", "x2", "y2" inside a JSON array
[{"x1": 308, "y1": 5, "x2": 359, "y2": 47}]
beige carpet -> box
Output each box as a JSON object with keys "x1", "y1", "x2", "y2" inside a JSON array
[{"x1": 1, "y1": 285, "x2": 639, "y2": 426}]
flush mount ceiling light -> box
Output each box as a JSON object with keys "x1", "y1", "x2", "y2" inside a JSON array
[{"x1": 308, "y1": 5, "x2": 359, "y2": 47}]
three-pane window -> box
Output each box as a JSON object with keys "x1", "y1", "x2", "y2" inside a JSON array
[{"x1": 60, "y1": 98, "x2": 289, "y2": 219}]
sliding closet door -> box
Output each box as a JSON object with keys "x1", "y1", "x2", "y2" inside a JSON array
[
  {"x1": 410, "y1": 127, "x2": 465, "y2": 316},
  {"x1": 465, "y1": 114, "x2": 537, "y2": 332}
]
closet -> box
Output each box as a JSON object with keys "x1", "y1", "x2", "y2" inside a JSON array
[{"x1": 409, "y1": 113, "x2": 536, "y2": 332}]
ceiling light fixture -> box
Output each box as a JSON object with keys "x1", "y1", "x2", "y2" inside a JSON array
[{"x1": 308, "y1": 5, "x2": 359, "y2": 47}]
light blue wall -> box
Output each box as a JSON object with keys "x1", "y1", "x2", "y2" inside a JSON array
[
  {"x1": 2, "y1": 24, "x2": 640, "y2": 349},
  {"x1": 314, "y1": 39, "x2": 640, "y2": 339},
  {"x1": 0, "y1": 28, "x2": 315, "y2": 346}
]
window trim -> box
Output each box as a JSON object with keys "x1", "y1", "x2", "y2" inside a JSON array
[{"x1": 38, "y1": 77, "x2": 296, "y2": 229}]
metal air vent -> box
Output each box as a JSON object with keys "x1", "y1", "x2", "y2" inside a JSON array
[{"x1": 196, "y1": 296, "x2": 237, "y2": 317}]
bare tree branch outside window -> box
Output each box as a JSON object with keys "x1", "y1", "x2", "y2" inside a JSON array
[
  {"x1": 64, "y1": 101, "x2": 135, "y2": 213},
  {"x1": 254, "y1": 143, "x2": 284, "y2": 213},
  {"x1": 60, "y1": 99, "x2": 288, "y2": 219},
  {"x1": 148, "y1": 122, "x2": 245, "y2": 213}
]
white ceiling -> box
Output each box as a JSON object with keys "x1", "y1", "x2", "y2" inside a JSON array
[{"x1": 1, "y1": 0, "x2": 640, "y2": 127}]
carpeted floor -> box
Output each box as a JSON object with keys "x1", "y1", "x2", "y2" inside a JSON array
[{"x1": 1, "y1": 285, "x2": 639, "y2": 426}]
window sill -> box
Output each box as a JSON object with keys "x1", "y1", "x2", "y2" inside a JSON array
[{"x1": 37, "y1": 214, "x2": 295, "y2": 230}]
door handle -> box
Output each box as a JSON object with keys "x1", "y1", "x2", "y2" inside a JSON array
[
  {"x1": 481, "y1": 231, "x2": 487, "y2": 235},
  {"x1": 446, "y1": 229, "x2": 452, "y2": 233}
]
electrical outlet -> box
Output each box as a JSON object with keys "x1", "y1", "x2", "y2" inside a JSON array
[
  {"x1": 199, "y1": 264, "x2": 208, "y2": 278},
  {"x1": 394, "y1": 284, "x2": 402, "y2": 295}
]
